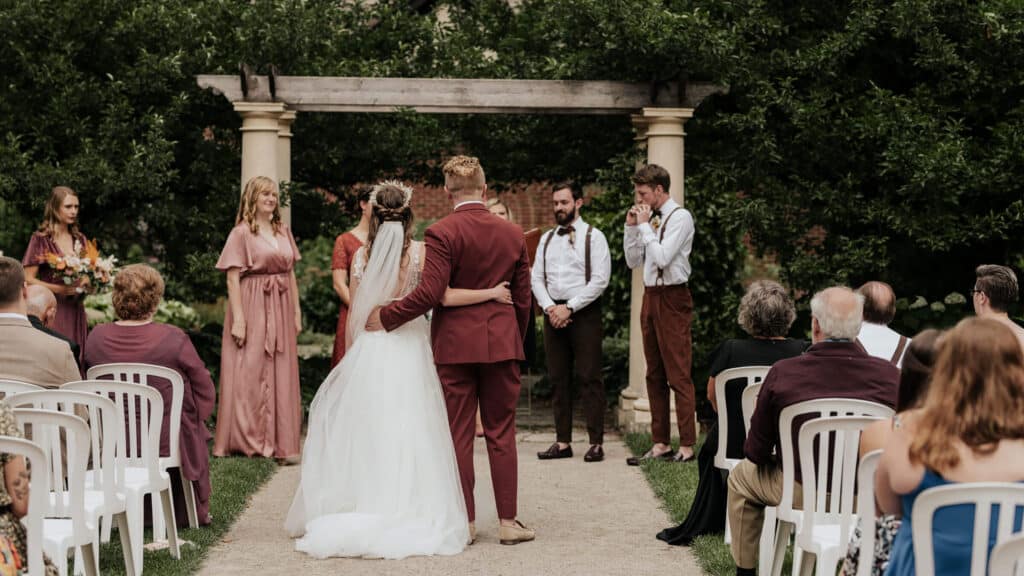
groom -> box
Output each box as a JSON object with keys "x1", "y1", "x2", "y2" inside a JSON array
[{"x1": 367, "y1": 155, "x2": 535, "y2": 545}]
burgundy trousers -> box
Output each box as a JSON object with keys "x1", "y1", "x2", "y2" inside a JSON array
[
  {"x1": 640, "y1": 284, "x2": 695, "y2": 447},
  {"x1": 436, "y1": 360, "x2": 521, "y2": 522}
]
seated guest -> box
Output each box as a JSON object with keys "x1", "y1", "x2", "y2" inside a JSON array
[
  {"x1": 658, "y1": 280, "x2": 806, "y2": 545},
  {"x1": 0, "y1": 400, "x2": 59, "y2": 575},
  {"x1": 840, "y1": 329, "x2": 941, "y2": 576},
  {"x1": 0, "y1": 256, "x2": 80, "y2": 387},
  {"x1": 726, "y1": 286, "x2": 899, "y2": 576},
  {"x1": 857, "y1": 281, "x2": 910, "y2": 366},
  {"x1": 83, "y1": 264, "x2": 216, "y2": 526},
  {"x1": 876, "y1": 317, "x2": 1024, "y2": 575},
  {"x1": 26, "y1": 284, "x2": 81, "y2": 369},
  {"x1": 972, "y1": 264, "x2": 1024, "y2": 352}
]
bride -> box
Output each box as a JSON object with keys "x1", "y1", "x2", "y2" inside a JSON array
[{"x1": 284, "y1": 181, "x2": 511, "y2": 559}]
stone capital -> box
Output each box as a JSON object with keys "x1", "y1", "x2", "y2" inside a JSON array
[
  {"x1": 234, "y1": 102, "x2": 287, "y2": 133},
  {"x1": 642, "y1": 107, "x2": 693, "y2": 138},
  {"x1": 278, "y1": 111, "x2": 298, "y2": 138}
]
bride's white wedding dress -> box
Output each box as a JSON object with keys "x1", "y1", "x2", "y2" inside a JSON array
[{"x1": 285, "y1": 227, "x2": 468, "y2": 559}]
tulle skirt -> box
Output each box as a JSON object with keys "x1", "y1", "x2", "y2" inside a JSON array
[{"x1": 284, "y1": 318, "x2": 468, "y2": 559}]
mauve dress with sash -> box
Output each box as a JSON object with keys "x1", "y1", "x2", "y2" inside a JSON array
[{"x1": 213, "y1": 223, "x2": 302, "y2": 459}]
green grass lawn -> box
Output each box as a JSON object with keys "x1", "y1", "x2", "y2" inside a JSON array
[
  {"x1": 624, "y1": 432, "x2": 736, "y2": 576},
  {"x1": 92, "y1": 456, "x2": 277, "y2": 575}
]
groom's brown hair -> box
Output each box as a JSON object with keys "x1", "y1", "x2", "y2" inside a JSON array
[{"x1": 443, "y1": 155, "x2": 486, "y2": 194}]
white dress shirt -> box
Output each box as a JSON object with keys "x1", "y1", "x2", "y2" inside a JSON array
[
  {"x1": 623, "y1": 198, "x2": 695, "y2": 287},
  {"x1": 0, "y1": 312, "x2": 28, "y2": 321},
  {"x1": 531, "y1": 217, "x2": 611, "y2": 313},
  {"x1": 857, "y1": 322, "x2": 909, "y2": 367}
]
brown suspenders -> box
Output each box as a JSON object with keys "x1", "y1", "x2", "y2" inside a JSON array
[
  {"x1": 890, "y1": 335, "x2": 908, "y2": 364},
  {"x1": 655, "y1": 207, "x2": 683, "y2": 285},
  {"x1": 542, "y1": 224, "x2": 593, "y2": 289}
]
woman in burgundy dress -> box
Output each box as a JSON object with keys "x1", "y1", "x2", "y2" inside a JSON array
[
  {"x1": 330, "y1": 186, "x2": 371, "y2": 367},
  {"x1": 22, "y1": 186, "x2": 89, "y2": 352},
  {"x1": 83, "y1": 264, "x2": 217, "y2": 526},
  {"x1": 214, "y1": 176, "x2": 303, "y2": 464}
]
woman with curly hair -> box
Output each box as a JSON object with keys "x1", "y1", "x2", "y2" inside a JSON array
[{"x1": 214, "y1": 176, "x2": 303, "y2": 464}]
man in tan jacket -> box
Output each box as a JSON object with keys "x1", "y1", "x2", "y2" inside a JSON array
[{"x1": 0, "y1": 256, "x2": 80, "y2": 387}]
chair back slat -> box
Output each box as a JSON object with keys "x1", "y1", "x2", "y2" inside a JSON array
[
  {"x1": 778, "y1": 398, "x2": 893, "y2": 523},
  {"x1": 86, "y1": 363, "x2": 184, "y2": 468},
  {"x1": 62, "y1": 380, "x2": 164, "y2": 484},
  {"x1": 741, "y1": 382, "x2": 762, "y2": 433},
  {"x1": 713, "y1": 366, "x2": 771, "y2": 473},
  {"x1": 11, "y1": 408, "x2": 90, "y2": 536},
  {"x1": 0, "y1": 436, "x2": 49, "y2": 576},
  {"x1": 912, "y1": 482, "x2": 1024, "y2": 576},
  {"x1": 990, "y1": 532, "x2": 1024, "y2": 576},
  {"x1": 856, "y1": 450, "x2": 883, "y2": 576},
  {"x1": 0, "y1": 380, "x2": 43, "y2": 399},
  {"x1": 797, "y1": 415, "x2": 881, "y2": 557},
  {"x1": 8, "y1": 389, "x2": 121, "y2": 499}
]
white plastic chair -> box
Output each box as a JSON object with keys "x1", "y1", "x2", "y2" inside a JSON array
[
  {"x1": 713, "y1": 366, "x2": 771, "y2": 546},
  {"x1": 8, "y1": 390, "x2": 136, "y2": 576},
  {"x1": 855, "y1": 450, "x2": 883, "y2": 576},
  {"x1": 989, "y1": 531, "x2": 1024, "y2": 576},
  {"x1": 769, "y1": 398, "x2": 894, "y2": 576},
  {"x1": 86, "y1": 363, "x2": 198, "y2": 533},
  {"x1": 62, "y1": 380, "x2": 181, "y2": 573},
  {"x1": 912, "y1": 482, "x2": 1024, "y2": 576},
  {"x1": 0, "y1": 379, "x2": 43, "y2": 398},
  {"x1": 796, "y1": 416, "x2": 884, "y2": 575},
  {"x1": 737, "y1": 380, "x2": 775, "y2": 574},
  {"x1": 12, "y1": 408, "x2": 98, "y2": 576},
  {"x1": 741, "y1": 382, "x2": 763, "y2": 435},
  {"x1": 0, "y1": 436, "x2": 50, "y2": 576}
]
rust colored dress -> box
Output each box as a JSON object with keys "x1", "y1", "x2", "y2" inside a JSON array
[
  {"x1": 21, "y1": 231, "x2": 89, "y2": 350},
  {"x1": 330, "y1": 231, "x2": 364, "y2": 367},
  {"x1": 214, "y1": 223, "x2": 302, "y2": 459}
]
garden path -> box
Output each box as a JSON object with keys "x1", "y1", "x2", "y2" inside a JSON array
[{"x1": 197, "y1": 431, "x2": 703, "y2": 575}]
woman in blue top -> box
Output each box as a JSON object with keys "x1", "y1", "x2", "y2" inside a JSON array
[{"x1": 876, "y1": 317, "x2": 1024, "y2": 576}]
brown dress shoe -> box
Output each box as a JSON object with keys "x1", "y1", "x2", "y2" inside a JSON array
[
  {"x1": 583, "y1": 445, "x2": 604, "y2": 462},
  {"x1": 536, "y1": 443, "x2": 572, "y2": 460},
  {"x1": 625, "y1": 449, "x2": 674, "y2": 466},
  {"x1": 498, "y1": 520, "x2": 535, "y2": 545}
]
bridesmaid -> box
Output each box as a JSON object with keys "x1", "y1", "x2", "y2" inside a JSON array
[
  {"x1": 330, "y1": 186, "x2": 371, "y2": 367},
  {"x1": 214, "y1": 176, "x2": 303, "y2": 464},
  {"x1": 22, "y1": 186, "x2": 89, "y2": 352}
]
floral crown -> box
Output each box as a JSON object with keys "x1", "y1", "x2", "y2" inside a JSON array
[{"x1": 369, "y1": 180, "x2": 414, "y2": 209}]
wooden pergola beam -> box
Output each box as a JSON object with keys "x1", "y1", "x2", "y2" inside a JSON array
[{"x1": 196, "y1": 75, "x2": 726, "y2": 114}]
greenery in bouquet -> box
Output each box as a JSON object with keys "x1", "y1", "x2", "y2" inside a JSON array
[{"x1": 43, "y1": 238, "x2": 117, "y2": 294}]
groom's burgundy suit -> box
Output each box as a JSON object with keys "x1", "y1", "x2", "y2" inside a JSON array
[{"x1": 380, "y1": 202, "x2": 532, "y2": 522}]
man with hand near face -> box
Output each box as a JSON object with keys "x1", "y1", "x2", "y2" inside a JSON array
[
  {"x1": 623, "y1": 164, "x2": 697, "y2": 465},
  {"x1": 532, "y1": 181, "x2": 611, "y2": 463}
]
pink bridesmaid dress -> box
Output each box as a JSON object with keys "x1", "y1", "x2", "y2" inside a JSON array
[{"x1": 213, "y1": 223, "x2": 302, "y2": 459}]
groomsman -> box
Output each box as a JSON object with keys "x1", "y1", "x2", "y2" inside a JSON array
[
  {"x1": 623, "y1": 164, "x2": 697, "y2": 464},
  {"x1": 532, "y1": 181, "x2": 611, "y2": 463}
]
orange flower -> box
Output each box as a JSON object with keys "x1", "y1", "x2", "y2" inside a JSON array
[{"x1": 83, "y1": 238, "x2": 100, "y2": 262}]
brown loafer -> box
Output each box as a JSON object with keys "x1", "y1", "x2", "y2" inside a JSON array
[
  {"x1": 537, "y1": 443, "x2": 573, "y2": 460},
  {"x1": 583, "y1": 445, "x2": 604, "y2": 462},
  {"x1": 498, "y1": 520, "x2": 535, "y2": 545},
  {"x1": 626, "y1": 449, "x2": 674, "y2": 466},
  {"x1": 672, "y1": 451, "x2": 696, "y2": 463}
]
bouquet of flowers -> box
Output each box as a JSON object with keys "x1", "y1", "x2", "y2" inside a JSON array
[{"x1": 43, "y1": 238, "x2": 118, "y2": 294}]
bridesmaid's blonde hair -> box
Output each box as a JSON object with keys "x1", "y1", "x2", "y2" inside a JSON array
[
  {"x1": 38, "y1": 186, "x2": 80, "y2": 238},
  {"x1": 236, "y1": 176, "x2": 283, "y2": 234}
]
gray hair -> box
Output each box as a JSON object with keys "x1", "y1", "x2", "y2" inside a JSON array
[
  {"x1": 810, "y1": 286, "x2": 865, "y2": 340},
  {"x1": 737, "y1": 280, "x2": 797, "y2": 338},
  {"x1": 25, "y1": 284, "x2": 56, "y2": 318}
]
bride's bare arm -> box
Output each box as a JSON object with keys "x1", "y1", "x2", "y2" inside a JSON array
[{"x1": 443, "y1": 282, "x2": 512, "y2": 307}]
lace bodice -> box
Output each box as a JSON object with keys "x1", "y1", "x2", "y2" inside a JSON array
[{"x1": 351, "y1": 240, "x2": 423, "y2": 299}]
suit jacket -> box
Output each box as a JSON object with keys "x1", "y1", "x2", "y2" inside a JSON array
[
  {"x1": 744, "y1": 340, "x2": 899, "y2": 484},
  {"x1": 0, "y1": 316, "x2": 81, "y2": 388},
  {"x1": 380, "y1": 203, "x2": 532, "y2": 365},
  {"x1": 28, "y1": 315, "x2": 81, "y2": 369}
]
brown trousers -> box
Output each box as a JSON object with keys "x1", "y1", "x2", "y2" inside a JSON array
[
  {"x1": 436, "y1": 360, "x2": 521, "y2": 522},
  {"x1": 727, "y1": 459, "x2": 806, "y2": 570},
  {"x1": 641, "y1": 284, "x2": 695, "y2": 446},
  {"x1": 543, "y1": 299, "x2": 604, "y2": 445}
]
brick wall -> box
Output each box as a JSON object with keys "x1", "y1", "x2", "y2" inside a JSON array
[{"x1": 410, "y1": 182, "x2": 604, "y2": 233}]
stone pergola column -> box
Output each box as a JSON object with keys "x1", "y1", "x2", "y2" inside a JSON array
[
  {"x1": 235, "y1": 102, "x2": 286, "y2": 202},
  {"x1": 276, "y1": 110, "x2": 297, "y2": 226},
  {"x1": 617, "y1": 107, "x2": 694, "y2": 434}
]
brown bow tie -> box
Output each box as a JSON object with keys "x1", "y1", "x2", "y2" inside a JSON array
[{"x1": 556, "y1": 227, "x2": 573, "y2": 236}]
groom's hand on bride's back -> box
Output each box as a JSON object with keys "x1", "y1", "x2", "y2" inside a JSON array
[{"x1": 365, "y1": 308, "x2": 384, "y2": 332}]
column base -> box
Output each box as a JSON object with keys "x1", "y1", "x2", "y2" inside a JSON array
[{"x1": 615, "y1": 393, "x2": 698, "y2": 439}]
